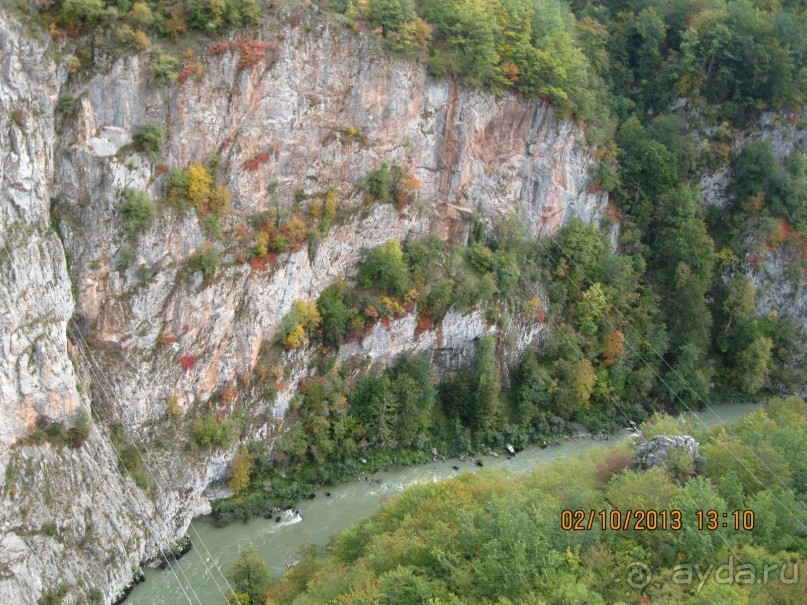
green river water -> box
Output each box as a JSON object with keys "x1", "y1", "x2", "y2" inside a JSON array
[{"x1": 126, "y1": 401, "x2": 756, "y2": 604}]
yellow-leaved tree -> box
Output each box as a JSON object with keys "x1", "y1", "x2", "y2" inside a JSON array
[
  {"x1": 282, "y1": 324, "x2": 308, "y2": 349},
  {"x1": 229, "y1": 446, "x2": 253, "y2": 494},
  {"x1": 280, "y1": 299, "x2": 321, "y2": 349},
  {"x1": 293, "y1": 299, "x2": 322, "y2": 333},
  {"x1": 187, "y1": 163, "x2": 213, "y2": 204},
  {"x1": 323, "y1": 188, "x2": 338, "y2": 221}
]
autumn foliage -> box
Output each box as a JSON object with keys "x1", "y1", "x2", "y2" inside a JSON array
[
  {"x1": 229, "y1": 446, "x2": 254, "y2": 494},
  {"x1": 178, "y1": 49, "x2": 204, "y2": 83},
  {"x1": 187, "y1": 163, "x2": 214, "y2": 203},
  {"x1": 251, "y1": 215, "x2": 309, "y2": 263},
  {"x1": 244, "y1": 151, "x2": 271, "y2": 171},
  {"x1": 602, "y1": 330, "x2": 624, "y2": 366},
  {"x1": 209, "y1": 39, "x2": 278, "y2": 70},
  {"x1": 179, "y1": 355, "x2": 197, "y2": 371},
  {"x1": 281, "y1": 300, "x2": 322, "y2": 349},
  {"x1": 415, "y1": 313, "x2": 435, "y2": 334},
  {"x1": 595, "y1": 448, "x2": 633, "y2": 484}
]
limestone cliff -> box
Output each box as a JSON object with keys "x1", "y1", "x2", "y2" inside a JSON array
[
  {"x1": 0, "y1": 11, "x2": 602, "y2": 604},
  {"x1": 0, "y1": 15, "x2": 181, "y2": 604}
]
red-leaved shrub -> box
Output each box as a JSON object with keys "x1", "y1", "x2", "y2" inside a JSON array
[
  {"x1": 416, "y1": 313, "x2": 435, "y2": 334},
  {"x1": 250, "y1": 257, "x2": 268, "y2": 271},
  {"x1": 178, "y1": 355, "x2": 197, "y2": 371},
  {"x1": 244, "y1": 151, "x2": 271, "y2": 171},
  {"x1": 595, "y1": 449, "x2": 632, "y2": 484},
  {"x1": 209, "y1": 42, "x2": 231, "y2": 56},
  {"x1": 234, "y1": 40, "x2": 278, "y2": 70}
]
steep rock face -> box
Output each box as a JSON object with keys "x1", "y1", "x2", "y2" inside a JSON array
[
  {"x1": 699, "y1": 111, "x2": 805, "y2": 210},
  {"x1": 52, "y1": 18, "x2": 603, "y2": 428},
  {"x1": 1, "y1": 12, "x2": 602, "y2": 604},
  {"x1": 0, "y1": 15, "x2": 77, "y2": 447},
  {"x1": 0, "y1": 16, "x2": 183, "y2": 605},
  {"x1": 64, "y1": 22, "x2": 603, "y2": 229}
]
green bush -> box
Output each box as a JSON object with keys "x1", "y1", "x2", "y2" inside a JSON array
[
  {"x1": 201, "y1": 213, "x2": 223, "y2": 239},
  {"x1": 730, "y1": 141, "x2": 807, "y2": 226},
  {"x1": 61, "y1": 0, "x2": 103, "y2": 25},
  {"x1": 186, "y1": 0, "x2": 260, "y2": 32},
  {"x1": 166, "y1": 167, "x2": 190, "y2": 206},
  {"x1": 192, "y1": 416, "x2": 238, "y2": 449},
  {"x1": 188, "y1": 248, "x2": 220, "y2": 281},
  {"x1": 118, "y1": 188, "x2": 157, "y2": 234},
  {"x1": 366, "y1": 0, "x2": 415, "y2": 35},
  {"x1": 68, "y1": 411, "x2": 91, "y2": 447},
  {"x1": 136, "y1": 263, "x2": 153, "y2": 284},
  {"x1": 117, "y1": 247, "x2": 135, "y2": 272},
  {"x1": 357, "y1": 239, "x2": 411, "y2": 297},
  {"x1": 363, "y1": 163, "x2": 409, "y2": 204},
  {"x1": 132, "y1": 122, "x2": 166, "y2": 159},
  {"x1": 111, "y1": 425, "x2": 150, "y2": 489},
  {"x1": 226, "y1": 547, "x2": 272, "y2": 605},
  {"x1": 45, "y1": 422, "x2": 65, "y2": 442},
  {"x1": 55, "y1": 94, "x2": 78, "y2": 117},
  {"x1": 316, "y1": 280, "x2": 361, "y2": 346},
  {"x1": 150, "y1": 54, "x2": 180, "y2": 86},
  {"x1": 366, "y1": 163, "x2": 392, "y2": 201},
  {"x1": 37, "y1": 585, "x2": 68, "y2": 605}
]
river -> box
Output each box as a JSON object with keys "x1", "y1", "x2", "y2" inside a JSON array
[{"x1": 126, "y1": 401, "x2": 756, "y2": 604}]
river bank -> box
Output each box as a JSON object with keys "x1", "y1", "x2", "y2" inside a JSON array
[{"x1": 125, "y1": 401, "x2": 756, "y2": 604}]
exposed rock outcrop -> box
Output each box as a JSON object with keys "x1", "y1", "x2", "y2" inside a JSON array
[
  {"x1": 0, "y1": 12, "x2": 76, "y2": 448},
  {"x1": 634, "y1": 435, "x2": 704, "y2": 472},
  {"x1": 0, "y1": 16, "x2": 193, "y2": 603}
]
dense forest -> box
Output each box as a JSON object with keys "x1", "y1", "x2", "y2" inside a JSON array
[{"x1": 220, "y1": 397, "x2": 807, "y2": 604}]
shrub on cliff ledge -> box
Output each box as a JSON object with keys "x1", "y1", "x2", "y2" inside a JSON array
[
  {"x1": 27, "y1": 411, "x2": 90, "y2": 449},
  {"x1": 280, "y1": 300, "x2": 322, "y2": 349},
  {"x1": 150, "y1": 54, "x2": 181, "y2": 86},
  {"x1": 132, "y1": 122, "x2": 165, "y2": 159},
  {"x1": 187, "y1": 163, "x2": 214, "y2": 203},
  {"x1": 36, "y1": 584, "x2": 69, "y2": 605},
  {"x1": 187, "y1": 247, "x2": 220, "y2": 281},
  {"x1": 358, "y1": 239, "x2": 411, "y2": 297},
  {"x1": 118, "y1": 188, "x2": 156, "y2": 236},
  {"x1": 166, "y1": 167, "x2": 190, "y2": 205},
  {"x1": 192, "y1": 416, "x2": 238, "y2": 449}
]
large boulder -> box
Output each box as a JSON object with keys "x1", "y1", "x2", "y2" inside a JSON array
[{"x1": 634, "y1": 435, "x2": 704, "y2": 474}]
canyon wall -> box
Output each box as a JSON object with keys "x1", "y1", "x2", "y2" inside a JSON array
[{"x1": 0, "y1": 11, "x2": 601, "y2": 604}]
